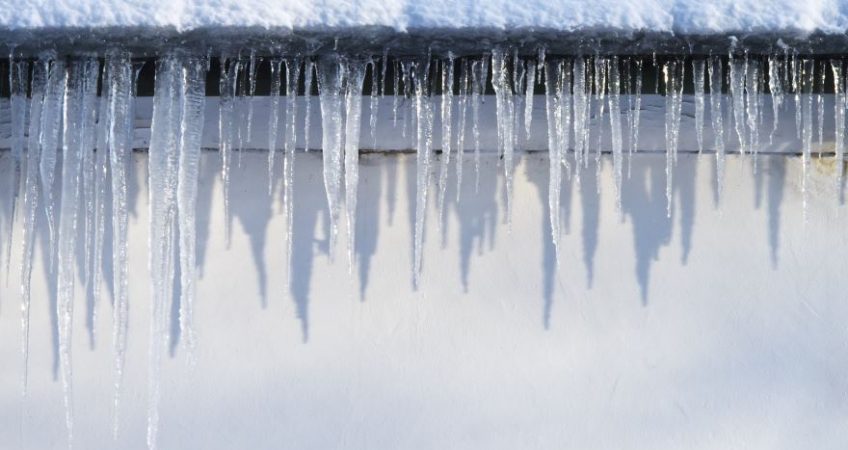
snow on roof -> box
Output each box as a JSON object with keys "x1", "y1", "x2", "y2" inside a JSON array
[{"x1": 1, "y1": 0, "x2": 847, "y2": 34}]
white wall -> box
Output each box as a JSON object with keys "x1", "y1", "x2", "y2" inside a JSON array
[{"x1": 0, "y1": 143, "x2": 846, "y2": 448}]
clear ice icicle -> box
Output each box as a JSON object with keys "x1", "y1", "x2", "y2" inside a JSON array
[
  {"x1": 20, "y1": 58, "x2": 47, "y2": 398},
  {"x1": 525, "y1": 59, "x2": 536, "y2": 140},
  {"x1": 544, "y1": 60, "x2": 563, "y2": 263},
  {"x1": 832, "y1": 60, "x2": 845, "y2": 189},
  {"x1": 57, "y1": 57, "x2": 100, "y2": 447},
  {"x1": 693, "y1": 59, "x2": 706, "y2": 153},
  {"x1": 730, "y1": 57, "x2": 748, "y2": 154},
  {"x1": 491, "y1": 49, "x2": 517, "y2": 225},
  {"x1": 147, "y1": 55, "x2": 182, "y2": 450},
  {"x1": 218, "y1": 57, "x2": 238, "y2": 245},
  {"x1": 663, "y1": 61, "x2": 683, "y2": 217},
  {"x1": 6, "y1": 59, "x2": 27, "y2": 277},
  {"x1": 104, "y1": 51, "x2": 135, "y2": 439},
  {"x1": 800, "y1": 59, "x2": 814, "y2": 223},
  {"x1": 768, "y1": 55, "x2": 784, "y2": 143},
  {"x1": 177, "y1": 56, "x2": 207, "y2": 360},
  {"x1": 709, "y1": 57, "x2": 726, "y2": 199},
  {"x1": 283, "y1": 58, "x2": 301, "y2": 276},
  {"x1": 40, "y1": 57, "x2": 68, "y2": 263},
  {"x1": 437, "y1": 56, "x2": 455, "y2": 229},
  {"x1": 608, "y1": 57, "x2": 623, "y2": 210},
  {"x1": 413, "y1": 61, "x2": 434, "y2": 287},
  {"x1": 344, "y1": 61, "x2": 366, "y2": 271},
  {"x1": 471, "y1": 57, "x2": 487, "y2": 190},
  {"x1": 304, "y1": 61, "x2": 314, "y2": 152},
  {"x1": 455, "y1": 59, "x2": 470, "y2": 200},
  {"x1": 267, "y1": 58, "x2": 283, "y2": 194},
  {"x1": 318, "y1": 57, "x2": 345, "y2": 255}
]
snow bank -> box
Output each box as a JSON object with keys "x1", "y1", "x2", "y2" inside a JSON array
[{"x1": 1, "y1": 0, "x2": 847, "y2": 34}]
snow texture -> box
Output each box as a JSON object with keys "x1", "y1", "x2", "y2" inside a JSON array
[{"x1": 1, "y1": 0, "x2": 848, "y2": 34}]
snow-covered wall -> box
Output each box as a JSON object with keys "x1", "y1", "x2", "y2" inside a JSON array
[{"x1": 0, "y1": 150, "x2": 846, "y2": 449}]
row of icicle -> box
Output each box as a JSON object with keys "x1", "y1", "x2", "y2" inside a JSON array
[{"x1": 3, "y1": 49, "x2": 846, "y2": 449}]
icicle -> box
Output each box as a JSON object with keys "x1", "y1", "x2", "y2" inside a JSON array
[
  {"x1": 558, "y1": 59, "x2": 572, "y2": 173},
  {"x1": 437, "y1": 55, "x2": 455, "y2": 229},
  {"x1": 629, "y1": 59, "x2": 643, "y2": 178},
  {"x1": 512, "y1": 51, "x2": 525, "y2": 149},
  {"x1": 832, "y1": 60, "x2": 845, "y2": 189},
  {"x1": 594, "y1": 57, "x2": 608, "y2": 173},
  {"x1": 801, "y1": 59, "x2": 814, "y2": 223},
  {"x1": 730, "y1": 56, "x2": 748, "y2": 154},
  {"x1": 218, "y1": 57, "x2": 238, "y2": 245},
  {"x1": 267, "y1": 58, "x2": 283, "y2": 194},
  {"x1": 20, "y1": 57, "x2": 48, "y2": 398},
  {"x1": 370, "y1": 59, "x2": 379, "y2": 149},
  {"x1": 817, "y1": 63, "x2": 825, "y2": 154},
  {"x1": 471, "y1": 57, "x2": 487, "y2": 190},
  {"x1": 90, "y1": 70, "x2": 109, "y2": 347},
  {"x1": 768, "y1": 55, "x2": 784, "y2": 143},
  {"x1": 693, "y1": 59, "x2": 706, "y2": 153},
  {"x1": 177, "y1": 56, "x2": 207, "y2": 361},
  {"x1": 40, "y1": 57, "x2": 68, "y2": 264},
  {"x1": 304, "y1": 61, "x2": 314, "y2": 152},
  {"x1": 709, "y1": 57, "x2": 726, "y2": 199},
  {"x1": 147, "y1": 55, "x2": 182, "y2": 450},
  {"x1": 572, "y1": 57, "x2": 589, "y2": 183},
  {"x1": 246, "y1": 51, "x2": 258, "y2": 143},
  {"x1": 344, "y1": 61, "x2": 366, "y2": 271},
  {"x1": 455, "y1": 59, "x2": 469, "y2": 200},
  {"x1": 392, "y1": 59, "x2": 400, "y2": 127},
  {"x1": 57, "y1": 57, "x2": 100, "y2": 447},
  {"x1": 608, "y1": 57, "x2": 623, "y2": 210},
  {"x1": 413, "y1": 60, "x2": 434, "y2": 287},
  {"x1": 491, "y1": 49, "x2": 516, "y2": 225},
  {"x1": 663, "y1": 60, "x2": 683, "y2": 217},
  {"x1": 104, "y1": 50, "x2": 134, "y2": 439},
  {"x1": 525, "y1": 59, "x2": 536, "y2": 140},
  {"x1": 793, "y1": 54, "x2": 802, "y2": 139},
  {"x1": 746, "y1": 59, "x2": 761, "y2": 161},
  {"x1": 6, "y1": 59, "x2": 27, "y2": 277},
  {"x1": 544, "y1": 59, "x2": 563, "y2": 263},
  {"x1": 284, "y1": 58, "x2": 302, "y2": 274},
  {"x1": 318, "y1": 57, "x2": 345, "y2": 255}
]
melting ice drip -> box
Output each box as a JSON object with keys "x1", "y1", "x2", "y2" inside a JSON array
[{"x1": 3, "y1": 48, "x2": 846, "y2": 449}]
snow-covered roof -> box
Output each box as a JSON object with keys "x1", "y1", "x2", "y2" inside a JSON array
[{"x1": 1, "y1": 0, "x2": 847, "y2": 34}]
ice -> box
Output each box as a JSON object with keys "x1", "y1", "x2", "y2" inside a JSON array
[
  {"x1": 832, "y1": 60, "x2": 845, "y2": 189},
  {"x1": 693, "y1": 59, "x2": 705, "y2": 153},
  {"x1": 709, "y1": 56, "x2": 726, "y2": 199},
  {"x1": 608, "y1": 57, "x2": 623, "y2": 210},
  {"x1": 745, "y1": 60, "x2": 761, "y2": 160},
  {"x1": 56, "y1": 57, "x2": 100, "y2": 447},
  {"x1": 147, "y1": 55, "x2": 182, "y2": 450},
  {"x1": 19, "y1": 57, "x2": 47, "y2": 398},
  {"x1": 103, "y1": 50, "x2": 135, "y2": 439},
  {"x1": 471, "y1": 57, "x2": 487, "y2": 190},
  {"x1": 284, "y1": 58, "x2": 301, "y2": 275},
  {"x1": 455, "y1": 59, "x2": 470, "y2": 200},
  {"x1": 304, "y1": 61, "x2": 314, "y2": 153},
  {"x1": 628, "y1": 58, "x2": 643, "y2": 178},
  {"x1": 344, "y1": 60, "x2": 366, "y2": 271},
  {"x1": 544, "y1": 59, "x2": 564, "y2": 262},
  {"x1": 491, "y1": 49, "x2": 516, "y2": 225},
  {"x1": 663, "y1": 60, "x2": 683, "y2": 217},
  {"x1": 730, "y1": 57, "x2": 748, "y2": 155},
  {"x1": 218, "y1": 56, "x2": 238, "y2": 245},
  {"x1": 437, "y1": 55, "x2": 455, "y2": 229},
  {"x1": 573, "y1": 57, "x2": 589, "y2": 183},
  {"x1": 40, "y1": 56, "x2": 67, "y2": 263},
  {"x1": 369, "y1": 59, "x2": 379, "y2": 149},
  {"x1": 246, "y1": 51, "x2": 257, "y2": 144},
  {"x1": 412, "y1": 59, "x2": 434, "y2": 287},
  {"x1": 267, "y1": 58, "x2": 282, "y2": 194},
  {"x1": 6, "y1": 59, "x2": 27, "y2": 277},
  {"x1": 800, "y1": 59, "x2": 814, "y2": 223},
  {"x1": 177, "y1": 56, "x2": 207, "y2": 360},
  {"x1": 524, "y1": 60, "x2": 536, "y2": 140},
  {"x1": 318, "y1": 57, "x2": 345, "y2": 255},
  {"x1": 768, "y1": 55, "x2": 784, "y2": 143}
]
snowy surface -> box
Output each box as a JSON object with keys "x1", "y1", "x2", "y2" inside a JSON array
[
  {"x1": 1, "y1": 0, "x2": 847, "y2": 34},
  {"x1": 1, "y1": 152, "x2": 847, "y2": 449}
]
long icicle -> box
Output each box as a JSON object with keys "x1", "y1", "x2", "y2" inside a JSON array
[
  {"x1": 20, "y1": 57, "x2": 48, "y2": 399},
  {"x1": 491, "y1": 49, "x2": 517, "y2": 226},
  {"x1": 344, "y1": 61, "x2": 367, "y2": 271},
  {"x1": 284, "y1": 58, "x2": 302, "y2": 279},
  {"x1": 105, "y1": 50, "x2": 135, "y2": 440},
  {"x1": 267, "y1": 58, "x2": 283, "y2": 195},
  {"x1": 832, "y1": 60, "x2": 845, "y2": 192},
  {"x1": 413, "y1": 60, "x2": 434, "y2": 287},
  {"x1": 40, "y1": 56, "x2": 67, "y2": 268},
  {"x1": 709, "y1": 56, "x2": 726, "y2": 201},
  {"x1": 317, "y1": 56, "x2": 345, "y2": 256},
  {"x1": 177, "y1": 56, "x2": 207, "y2": 361},
  {"x1": 437, "y1": 55, "x2": 455, "y2": 229}
]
